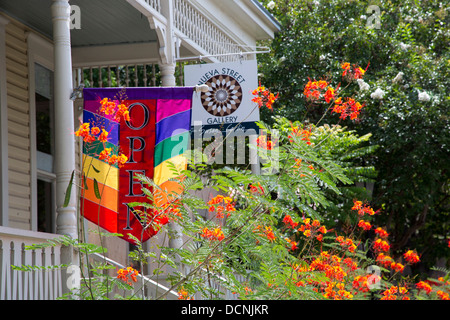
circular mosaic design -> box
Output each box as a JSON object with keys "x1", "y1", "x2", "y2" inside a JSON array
[{"x1": 201, "y1": 75, "x2": 243, "y2": 116}]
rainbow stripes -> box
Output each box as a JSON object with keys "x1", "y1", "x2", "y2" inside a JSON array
[{"x1": 81, "y1": 88, "x2": 193, "y2": 243}]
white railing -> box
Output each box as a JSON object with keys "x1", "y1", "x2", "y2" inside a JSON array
[
  {"x1": 145, "y1": 0, "x2": 162, "y2": 13},
  {"x1": 173, "y1": 0, "x2": 241, "y2": 62},
  {"x1": 73, "y1": 62, "x2": 187, "y2": 89},
  {"x1": 0, "y1": 226, "x2": 64, "y2": 300}
]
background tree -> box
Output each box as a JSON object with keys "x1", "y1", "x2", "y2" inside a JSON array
[{"x1": 258, "y1": 0, "x2": 449, "y2": 273}]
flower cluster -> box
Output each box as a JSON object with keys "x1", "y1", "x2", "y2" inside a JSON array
[
  {"x1": 381, "y1": 285, "x2": 410, "y2": 300},
  {"x1": 282, "y1": 214, "x2": 299, "y2": 229},
  {"x1": 288, "y1": 123, "x2": 312, "y2": 145},
  {"x1": 404, "y1": 250, "x2": 420, "y2": 264},
  {"x1": 116, "y1": 266, "x2": 139, "y2": 285},
  {"x1": 177, "y1": 287, "x2": 193, "y2": 300},
  {"x1": 331, "y1": 97, "x2": 365, "y2": 121},
  {"x1": 357, "y1": 219, "x2": 372, "y2": 231},
  {"x1": 252, "y1": 84, "x2": 279, "y2": 110},
  {"x1": 351, "y1": 200, "x2": 377, "y2": 216},
  {"x1": 200, "y1": 226, "x2": 225, "y2": 241},
  {"x1": 303, "y1": 79, "x2": 336, "y2": 103},
  {"x1": 76, "y1": 97, "x2": 130, "y2": 168},
  {"x1": 98, "y1": 147, "x2": 128, "y2": 167},
  {"x1": 341, "y1": 62, "x2": 367, "y2": 81},
  {"x1": 99, "y1": 97, "x2": 130, "y2": 122},
  {"x1": 208, "y1": 195, "x2": 235, "y2": 219},
  {"x1": 335, "y1": 236, "x2": 358, "y2": 253},
  {"x1": 253, "y1": 225, "x2": 276, "y2": 242},
  {"x1": 299, "y1": 218, "x2": 328, "y2": 242},
  {"x1": 75, "y1": 123, "x2": 109, "y2": 143}
]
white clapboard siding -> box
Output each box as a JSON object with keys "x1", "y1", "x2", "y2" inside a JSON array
[{"x1": 5, "y1": 20, "x2": 31, "y2": 230}]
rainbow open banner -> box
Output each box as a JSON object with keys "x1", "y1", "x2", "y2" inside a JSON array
[{"x1": 81, "y1": 87, "x2": 193, "y2": 244}]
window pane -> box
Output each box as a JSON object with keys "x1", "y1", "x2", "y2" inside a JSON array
[
  {"x1": 35, "y1": 63, "x2": 54, "y2": 157},
  {"x1": 37, "y1": 179, "x2": 53, "y2": 233}
]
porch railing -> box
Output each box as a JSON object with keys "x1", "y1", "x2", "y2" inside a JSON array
[
  {"x1": 73, "y1": 62, "x2": 186, "y2": 89},
  {"x1": 0, "y1": 226, "x2": 64, "y2": 300}
]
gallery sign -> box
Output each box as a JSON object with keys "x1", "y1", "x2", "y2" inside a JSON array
[{"x1": 184, "y1": 60, "x2": 259, "y2": 136}]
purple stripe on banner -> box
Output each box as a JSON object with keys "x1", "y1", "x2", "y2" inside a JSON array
[
  {"x1": 83, "y1": 110, "x2": 120, "y2": 145},
  {"x1": 84, "y1": 100, "x2": 119, "y2": 122},
  {"x1": 156, "y1": 99, "x2": 192, "y2": 123},
  {"x1": 83, "y1": 87, "x2": 194, "y2": 101},
  {"x1": 155, "y1": 109, "x2": 191, "y2": 146}
]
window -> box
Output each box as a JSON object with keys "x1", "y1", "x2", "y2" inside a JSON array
[{"x1": 34, "y1": 63, "x2": 55, "y2": 233}]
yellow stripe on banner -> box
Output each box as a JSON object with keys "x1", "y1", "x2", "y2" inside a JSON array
[
  {"x1": 82, "y1": 155, "x2": 119, "y2": 190},
  {"x1": 153, "y1": 154, "x2": 187, "y2": 186}
]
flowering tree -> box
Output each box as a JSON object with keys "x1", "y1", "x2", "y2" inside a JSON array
[{"x1": 258, "y1": 0, "x2": 450, "y2": 273}]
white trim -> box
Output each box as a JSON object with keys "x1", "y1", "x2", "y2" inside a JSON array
[
  {"x1": 0, "y1": 15, "x2": 9, "y2": 227},
  {"x1": 27, "y1": 31, "x2": 55, "y2": 232}
]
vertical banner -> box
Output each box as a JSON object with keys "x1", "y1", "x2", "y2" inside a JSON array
[
  {"x1": 184, "y1": 60, "x2": 259, "y2": 136},
  {"x1": 81, "y1": 87, "x2": 193, "y2": 244}
]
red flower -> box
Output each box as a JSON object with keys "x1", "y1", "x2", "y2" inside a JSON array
[
  {"x1": 358, "y1": 219, "x2": 372, "y2": 231},
  {"x1": 283, "y1": 215, "x2": 298, "y2": 229},
  {"x1": 416, "y1": 281, "x2": 433, "y2": 294},
  {"x1": 324, "y1": 87, "x2": 335, "y2": 103},
  {"x1": 373, "y1": 238, "x2": 390, "y2": 252},
  {"x1": 403, "y1": 250, "x2": 420, "y2": 264}
]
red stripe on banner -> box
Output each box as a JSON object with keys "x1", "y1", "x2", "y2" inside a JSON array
[
  {"x1": 80, "y1": 198, "x2": 118, "y2": 234},
  {"x1": 118, "y1": 99, "x2": 157, "y2": 243}
]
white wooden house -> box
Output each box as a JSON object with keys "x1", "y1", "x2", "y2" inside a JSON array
[{"x1": 0, "y1": 0, "x2": 279, "y2": 299}]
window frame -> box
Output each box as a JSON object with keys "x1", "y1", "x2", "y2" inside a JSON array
[{"x1": 28, "y1": 32, "x2": 57, "y2": 233}]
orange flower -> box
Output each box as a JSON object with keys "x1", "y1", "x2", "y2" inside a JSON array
[
  {"x1": 437, "y1": 290, "x2": 450, "y2": 300},
  {"x1": 318, "y1": 226, "x2": 327, "y2": 234},
  {"x1": 324, "y1": 87, "x2": 335, "y2": 103},
  {"x1": 403, "y1": 250, "x2": 420, "y2": 264},
  {"x1": 117, "y1": 153, "x2": 128, "y2": 167},
  {"x1": 75, "y1": 122, "x2": 94, "y2": 142},
  {"x1": 416, "y1": 281, "x2": 432, "y2": 294},
  {"x1": 390, "y1": 262, "x2": 405, "y2": 273},
  {"x1": 374, "y1": 227, "x2": 389, "y2": 238},
  {"x1": 283, "y1": 215, "x2": 299, "y2": 229},
  {"x1": 208, "y1": 195, "x2": 235, "y2": 218},
  {"x1": 117, "y1": 266, "x2": 139, "y2": 285},
  {"x1": 90, "y1": 126, "x2": 100, "y2": 135},
  {"x1": 252, "y1": 84, "x2": 279, "y2": 110},
  {"x1": 98, "y1": 129, "x2": 109, "y2": 143},
  {"x1": 358, "y1": 219, "x2": 372, "y2": 231},
  {"x1": 98, "y1": 148, "x2": 112, "y2": 161},
  {"x1": 351, "y1": 200, "x2": 363, "y2": 211},
  {"x1": 200, "y1": 226, "x2": 225, "y2": 241},
  {"x1": 376, "y1": 253, "x2": 393, "y2": 268},
  {"x1": 177, "y1": 287, "x2": 193, "y2": 300},
  {"x1": 373, "y1": 238, "x2": 390, "y2": 252}
]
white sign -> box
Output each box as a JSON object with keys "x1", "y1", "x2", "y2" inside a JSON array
[{"x1": 184, "y1": 60, "x2": 259, "y2": 136}]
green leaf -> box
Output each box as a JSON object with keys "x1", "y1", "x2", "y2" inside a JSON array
[
  {"x1": 63, "y1": 170, "x2": 74, "y2": 207},
  {"x1": 93, "y1": 178, "x2": 101, "y2": 199}
]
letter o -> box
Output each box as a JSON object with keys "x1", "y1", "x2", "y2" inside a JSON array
[{"x1": 126, "y1": 102, "x2": 149, "y2": 130}]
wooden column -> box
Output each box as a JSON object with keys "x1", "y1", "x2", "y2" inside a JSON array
[{"x1": 51, "y1": 0, "x2": 77, "y2": 239}]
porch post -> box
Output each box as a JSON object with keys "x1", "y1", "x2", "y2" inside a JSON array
[
  {"x1": 159, "y1": 0, "x2": 176, "y2": 87},
  {"x1": 51, "y1": 0, "x2": 78, "y2": 239}
]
